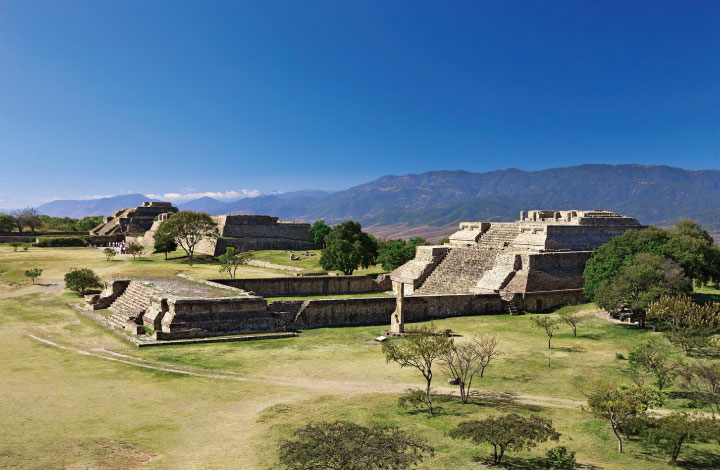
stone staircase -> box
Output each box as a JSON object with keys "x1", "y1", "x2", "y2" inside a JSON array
[
  {"x1": 506, "y1": 300, "x2": 519, "y2": 315},
  {"x1": 108, "y1": 281, "x2": 157, "y2": 329},
  {"x1": 416, "y1": 248, "x2": 499, "y2": 294},
  {"x1": 478, "y1": 225, "x2": 518, "y2": 249}
]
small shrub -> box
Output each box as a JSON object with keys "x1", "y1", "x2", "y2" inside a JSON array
[
  {"x1": 546, "y1": 446, "x2": 577, "y2": 469},
  {"x1": 24, "y1": 268, "x2": 42, "y2": 284},
  {"x1": 10, "y1": 241, "x2": 21, "y2": 251},
  {"x1": 615, "y1": 352, "x2": 625, "y2": 360},
  {"x1": 126, "y1": 243, "x2": 144, "y2": 260},
  {"x1": 64, "y1": 268, "x2": 101, "y2": 295},
  {"x1": 103, "y1": 248, "x2": 116, "y2": 261},
  {"x1": 398, "y1": 389, "x2": 442, "y2": 416}
]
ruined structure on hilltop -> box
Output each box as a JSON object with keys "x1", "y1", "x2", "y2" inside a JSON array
[
  {"x1": 195, "y1": 215, "x2": 318, "y2": 256},
  {"x1": 391, "y1": 210, "x2": 642, "y2": 309},
  {"x1": 90, "y1": 202, "x2": 178, "y2": 235}
]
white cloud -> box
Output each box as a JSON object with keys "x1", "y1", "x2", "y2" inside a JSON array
[
  {"x1": 144, "y1": 189, "x2": 261, "y2": 201},
  {"x1": 78, "y1": 194, "x2": 115, "y2": 200}
]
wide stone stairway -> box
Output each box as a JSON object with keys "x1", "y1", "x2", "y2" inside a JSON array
[
  {"x1": 108, "y1": 281, "x2": 157, "y2": 328},
  {"x1": 477, "y1": 225, "x2": 518, "y2": 249},
  {"x1": 416, "y1": 248, "x2": 500, "y2": 294}
]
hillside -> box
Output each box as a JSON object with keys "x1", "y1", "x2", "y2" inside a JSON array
[{"x1": 34, "y1": 164, "x2": 720, "y2": 231}]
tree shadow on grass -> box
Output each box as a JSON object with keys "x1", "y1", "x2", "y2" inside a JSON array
[
  {"x1": 473, "y1": 454, "x2": 550, "y2": 469},
  {"x1": 676, "y1": 449, "x2": 720, "y2": 470},
  {"x1": 580, "y1": 333, "x2": 602, "y2": 340},
  {"x1": 464, "y1": 391, "x2": 543, "y2": 413},
  {"x1": 555, "y1": 345, "x2": 586, "y2": 353},
  {"x1": 178, "y1": 255, "x2": 219, "y2": 265}
]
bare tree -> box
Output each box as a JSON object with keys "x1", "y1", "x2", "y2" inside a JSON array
[
  {"x1": 23, "y1": 208, "x2": 40, "y2": 232},
  {"x1": 11, "y1": 210, "x2": 25, "y2": 232},
  {"x1": 441, "y1": 334, "x2": 500, "y2": 403},
  {"x1": 680, "y1": 361, "x2": 720, "y2": 415},
  {"x1": 532, "y1": 316, "x2": 559, "y2": 349},
  {"x1": 557, "y1": 310, "x2": 585, "y2": 337}
]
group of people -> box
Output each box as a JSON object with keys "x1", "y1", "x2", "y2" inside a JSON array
[{"x1": 108, "y1": 241, "x2": 128, "y2": 254}]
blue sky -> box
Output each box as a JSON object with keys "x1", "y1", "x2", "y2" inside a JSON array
[{"x1": 1, "y1": 1, "x2": 719, "y2": 207}]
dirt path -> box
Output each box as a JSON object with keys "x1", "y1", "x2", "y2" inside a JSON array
[{"x1": 29, "y1": 334, "x2": 584, "y2": 410}]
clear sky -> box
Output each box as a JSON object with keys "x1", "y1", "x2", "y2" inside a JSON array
[{"x1": 1, "y1": 1, "x2": 719, "y2": 207}]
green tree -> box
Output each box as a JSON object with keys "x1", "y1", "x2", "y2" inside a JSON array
[
  {"x1": 449, "y1": 414, "x2": 560, "y2": 465},
  {"x1": 382, "y1": 325, "x2": 453, "y2": 416},
  {"x1": 647, "y1": 295, "x2": 719, "y2": 356},
  {"x1": 0, "y1": 213, "x2": 14, "y2": 232},
  {"x1": 24, "y1": 268, "x2": 42, "y2": 284},
  {"x1": 278, "y1": 421, "x2": 433, "y2": 470},
  {"x1": 628, "y1": 339, "x2": 677, "y2": 390},
  {"x1": 126, "y1": 243, "x2": 144, "y2": 260},
  {"x1": 440, "y1": 334, "x2": 500, "y2": 403},
  {"x1": 218, "y1": 247, "x2": 252, "y2": 278},
  {"x1": 532, "y1": 316, "x2": 559, "y2": 349},
  {"x1": 103, "y1": 248, "x2": 116, "y2": 261},
  {"x1": 9, "y1": 241, "x2": 21, "y2": 252},
  {"x1": 153, "y1": 230, "x2": 178, "y2": 260},
  {"x1": 641, "y1": 412, "x2": 720, "y2": 463},
  {"x1": 593, "y1": 253, "x2": 691, "y2": 328},
  {"x1": 320, "y1": 221, "x2": 377, "y2": 275},
  {"x1": 377, "y1": 237, "x2": 426, "y2": 271},
  {"x1": 584, "y1": 222, "x2": 720, "y2": 299},
  {"x1": 64, "y1": 268, "x2": 101, "y2": 296},
  {"x1": 155, "y1": 211, "x2": 218, "y2": 264},
  {"x1": 308, "y1": 219, "x2": 332, "y2": 248},
  {"x1": 581, "y1": 380, "x2": 663, "y2": 453}
]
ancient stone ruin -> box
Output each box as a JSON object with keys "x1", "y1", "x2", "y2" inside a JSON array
[
  {"x1": 391, "y1": 210, "x2": 642, "y2": 310},
  {"x1": 195, "y1": 215, "x2": 318, "y2": 256},
  {"x1": 90, "y1": 202, "x2": 178, "y2": 235}
]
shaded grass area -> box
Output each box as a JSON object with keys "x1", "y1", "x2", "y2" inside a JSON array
[
  {"x1": 1, "y1": 246, "x2": 718, "y2": 469},
  {"x1": 249, "y1": 248, "x2": 387, "y2": 275}
]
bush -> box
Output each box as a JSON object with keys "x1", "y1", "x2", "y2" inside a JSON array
[
  {"x1": 64, "y1": 268, "x2": 101, "y2": 295},
  {"x1": 36, "y1": 236, "x2": 88, "y2": 247},
  {"x1": 546, "y1": 446, "x2": 577, "y2": 469},
  {"x1": 615, "y1": 352, "x2": 626, "y2": 360}
]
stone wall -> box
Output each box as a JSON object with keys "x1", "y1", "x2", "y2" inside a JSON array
[
  {"x1": 211, "y1": 274, "x2": 392, "y2": 296},
  {"x1": 268, "y1": 293, "x2": 504, "y2": 328}
]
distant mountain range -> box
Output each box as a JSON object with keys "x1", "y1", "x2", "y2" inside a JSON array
[{"x1": 32, "y1": 165, "x2": 720, "y2": 235}]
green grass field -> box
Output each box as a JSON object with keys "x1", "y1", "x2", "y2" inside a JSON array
[{"x1": 1, "y1": 244, "x2": 719, "y2": 469}]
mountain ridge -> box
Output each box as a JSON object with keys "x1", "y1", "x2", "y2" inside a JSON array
[{"x1": 30, "y1": 164, "x2": 720, "y2": 231}]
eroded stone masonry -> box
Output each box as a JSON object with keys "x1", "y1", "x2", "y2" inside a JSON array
[
  {"x1": 392, "y1": 210, "x2": 642, "y2": 308},
  {"x1": 86, "y1": 209, "x2": 642, "y2": 343}
]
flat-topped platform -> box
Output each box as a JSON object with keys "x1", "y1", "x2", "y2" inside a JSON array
[{"x1": 134, "y1": 277, "x2": 248, "y2": 299}]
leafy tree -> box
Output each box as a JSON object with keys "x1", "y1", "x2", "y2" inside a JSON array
[
  {"x1": 441, "y1": 334, "x2": 500, "y2": 403},
  {"x1": 377, "y1": 237, "x2": 426, "y2": 271},
  {"x1": 0, "y1": 213, "x2": 14, "y2": 232},
  {"x1": 155, "y1": 211, "x2": 218, "y2": 264},
  {"x1": 24, "y1": 268, "x2": 42, "y2": 284},
  {"x1": 126, "y1": 243, "x2": 144, "y2": 260},
  {"x1": 557, "y1": 310, "x2": 585, "y2": 337},
  {"x1": 647, "y1": 295, "x2": 719, "y2": 356},
  {"x1": 438, "y1": 236, "x2": 450, "y2": 245},
  {"x1": 581, "y1": 380, "x2": 663, "y2": 453},
  {"x1": 532, "y1": 316, "x2": 559, "y2": 349},
  {"x1": 680, "y1": 361, "x2": 720, "y2": 415},
  {"x1": 320, "y1": 221, "x2": 377, "y2": 275},
  {"x1": 382, "y1": 325, "x2": 453, "y2": 416},
  {"x1": 218, "y1": 247, "x2": 252, "y2": 278},
  {"x1": 64, "y1": 268, "x2": 101, "y2": 295},
  {"x1": 628, "y1": 339, "x2": 677, "y2": 390},
  {"x1": 9, "y1": 241, "x2": 21, "y2": 252},
  {"x1": 277, "y1": 421, "x2": 433, "y2": 470},
  {"x1": 153, "y1": 230, "x2": 178, "y2": 260},
  {"x1": 308, "y1": 219, "x2": 332, "y2": 248},
  {"x1": 584, "y1": 222, "x2": 720, "y2": 299},
  {"x1": 545, "y1": 446, "x2": 577, "y2": 470},
  {"x1": 103, "y1": 248, "x2": 116, "y2": 261},
  {"x1": 641, "y1": 412, "x2": 720, "y2": 463},
  {"x1": 75, "y1": 215, "x2": 104, "y2": 231},
  {"x1": 593, "y1": 253, "x2": 691, "y2": 328},
  {"x1": 22, "y1": 208, "x2": 40, "y2": 232},
  {"x1": 449, "y1": 414, "x2": 560, "y2": 465}
]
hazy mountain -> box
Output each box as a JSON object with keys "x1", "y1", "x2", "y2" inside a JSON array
[
  {"x1": 33, "y1": 165, "x2": 720, "y2": 231},
  {"x1": 36, "y1": 194, "x2": 158, "y2": 218}
]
